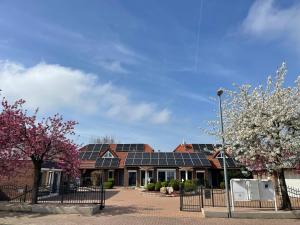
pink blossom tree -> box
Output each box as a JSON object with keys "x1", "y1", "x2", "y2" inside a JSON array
[{"x1": 0, "y1": 97, "x2": 79, "y2": 203}]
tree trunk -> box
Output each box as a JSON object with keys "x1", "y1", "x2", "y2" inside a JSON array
[
  {"x1": 278, "y1": 168, "x2": 292, "y2": 210},
  {"x1": 31, "y1": 160, "x2": 42, "y2": 204}
]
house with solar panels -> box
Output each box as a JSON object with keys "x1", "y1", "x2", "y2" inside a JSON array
[{"x1": 79, "y1": 143, "x2": 240, "y2": 187}]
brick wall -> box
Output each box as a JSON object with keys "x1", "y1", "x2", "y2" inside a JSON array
[{"x1": 0, "y1": 160, "x2": 34, "y2": 187}]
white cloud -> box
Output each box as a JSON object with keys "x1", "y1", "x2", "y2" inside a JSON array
[
  {"x1": 0, "y1": 60, "x2": 170, "y2": 124},
  {"x1": 242, "y1": 0, "x2": 300, "y2": 50},
  {"x1": 178, "y1": 91, "x2": 213, "y2": 104},
  {"x1": 99, "y1": 60, "x2": 128, "y2": 73}
]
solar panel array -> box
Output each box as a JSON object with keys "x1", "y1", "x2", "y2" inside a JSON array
[
  {"x1": 95, "y1": 158, "x2": 119, "y2": 168},
  {"x1": 125, "y1": 152, "x2": 211, "y2": 167},
  {"x1": 79, "y1": 144, "x2": 109, "y2": 160},
  {"x1": 116, "y1": 144, "x2": 144, "y2": 152},
  {"x1": 218, "y1": 158, "x2": 238, "y2": 168}
]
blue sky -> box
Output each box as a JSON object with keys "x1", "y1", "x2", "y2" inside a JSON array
[{"x1": 1, "y1": 0, "x2": 300, "y2": 151}]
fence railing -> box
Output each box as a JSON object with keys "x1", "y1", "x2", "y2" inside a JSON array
[
  {"x1": 0, "y1": 184, "x2": 105, "y2": 209},
  {"x1": 180, "y1": 185, "x2": 300, "y2": 211}
]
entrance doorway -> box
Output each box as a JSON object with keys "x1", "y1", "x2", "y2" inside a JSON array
[
  {"x1": 196, "y1": 171, "x2": 205, "y2": 186},
  {"x1": 128, "y1": 171, "x2": 137, "y2": 186}
]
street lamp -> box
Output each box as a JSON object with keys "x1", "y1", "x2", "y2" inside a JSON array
[{"x1": 217, "y1": 88, "x2": 231, "y2": 218}]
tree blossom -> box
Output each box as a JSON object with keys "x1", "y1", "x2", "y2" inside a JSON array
[
  {"x1": 208, "y1": 63, "x2": 300, "y2": 210},
  {"x1": 0, "y1": 96, "x2": 79, "y2": 203}
]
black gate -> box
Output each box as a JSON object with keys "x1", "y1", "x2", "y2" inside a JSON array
[{"x1": 180, "y1": 184, "x2": 203, "y2": 212}]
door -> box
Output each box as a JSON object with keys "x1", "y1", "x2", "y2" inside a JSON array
[
  {"x1": 141, "y1": 170, "x2": 146, "y2": 186},
  {"x1": 196, "y1": 171, "x2": 205, "y2": 186},
  {"x1": 128, "y1": 171, "x2": 137, "y2": 186},
  {"x1": 52, "y1": 172, "x2": 58, "y2": 193}
]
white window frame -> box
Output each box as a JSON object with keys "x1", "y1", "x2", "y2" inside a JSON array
[
  {"x1": 103, "y1": 151, "x2": 114, "y2": 158},
  {"x1": 157, "y1": 169, "x2": 176, "y2": 182}
]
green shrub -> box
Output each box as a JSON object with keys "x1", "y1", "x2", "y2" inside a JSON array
[
  {"x1": 161, "y1": 181, "x2": 167, "y2": 187},
  {"x1": 146, "y1": 183, "x2": 155, "y2": 191},
  {"x1": 184, "y1": 180, "x2": 196, "y2": 192},
  {"x1": 104, "y1": 181, "x2": 113, "y2": 189},
  {"x1": 155, "y1": 181, "x2": 162, "y2": 191},
  {"x1": 108, "y1": 178, "x2": 115, "y2": 186},
  {"x1": 168, "y1": 179, "x2": 180, "y2": 191},
  {"x1": 220, "y1": 181, "x2": 225, "y2": 189}
]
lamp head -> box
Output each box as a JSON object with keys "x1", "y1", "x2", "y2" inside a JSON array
[{"x1": 217, "y1": 89, "x2": 223, "y2": 96}]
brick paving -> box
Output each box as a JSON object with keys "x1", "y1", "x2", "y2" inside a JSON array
[{"x1": 0, "y1": 187, "x2": 299, "y2": 225}]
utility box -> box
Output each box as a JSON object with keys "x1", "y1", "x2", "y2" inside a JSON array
[{"x1": 230, "y1": 179, "x2": 277, "y2": 211}]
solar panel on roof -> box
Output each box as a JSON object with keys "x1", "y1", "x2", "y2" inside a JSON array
[
  {"x1": 83, "y1": 152, "x2": 92, "y2": 160},
  {"x1": 110, "y1": 159, "x2": 119, "y2": 167},
  {"x1": 151, "y1": 158, "x2": 158, "y2": 165},
  {"x1": 176, "y1": 159, "x2": 184, "y2": 166},
  {"x1": 151, "y1": 153, "x2": 159, "y2": 159},
  {"x1": 189, "y1": 153, "x2": 198, "y2": 159},
  {"x1": 90, "y1": 152, "x2": 99, "y2": 160},
  {"x1": 184, "y1": 158, "x2": 193, "y2": 166},
  {"x1": 133, "y1": 158, "x2": 142, "y2": 165},
  {"x1": 174, "y1": 153, "x2": 182, "y2": 158},
  {"x1": 134, "y1": 152, "x2": 143, "y2": 158},
  {"x1": 79, "y1": 152, "x2": 85, "y2": 159},
  {"x1": 196, "y1": 152, "x2": 207, "y2": 158},
  {"x1": 127, "y1": 152, "x2": 135, "y2": 158},
  {"x1": 206, "y1": 144, "x2": 214, "y2": 150},
  {"x1": 100, "y1": 144, "x2": 109, "y2": 151},
  {"x1": 129, "y1": 144, "x2": 137, "y2": 151},
  {"x1": 116, "y1": 144, "x2": 123, "y2": 151},
  {"x1": 192, "y1": 144, "x2": 200, "y2": 150},
  {"x1": 95, "y1": 158, "x2": 104, "y2": 167},
  {"x1": 95, "y1": 158, "x2": 119, "y2": 168},
  {"x1": 142, "y1": 153, "x2": 150, "y2": 159},
  {"x1": 159, "y1": 159, "x2": 168, "y2": 166},
  {"x1": 86, "y1": 144, "x2": 95, "y2": 151},
  {"x1": 91, "y1": 144, "x2": 100, "y2": 152},
  {"x1": 167, "y1": 159, "x2": 176, "y2": 166},
  {"x1": 166, "y1": 153, "x2": 174, "y2": 159},
  {"x1": 125, "y1": 158, "x2": 134, "y2": 165},
  {"x1": 159, "y1": 152, "x2": 167, "y2": 159},
  {"x1": 142, "y1": 159, "x2": 150, "y2": 165},
  {"x1": 137, "y1": 144, "x2": 144, "y2": 150},
  {"x1": 182, "y1": 153, "x2": 191, "y2": 159},
  {"x1": 121, "y1": 144, "x2": 129, "y2": 151},
  {"x1": 192, "y1": 158, "x2": 202, "y2": 166},
  {"x1": 124, "y1": 152, "x2": 211, "y2": 168}
]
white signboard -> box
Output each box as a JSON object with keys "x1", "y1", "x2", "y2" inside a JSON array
[
  {"x1": 231, "y1": 180, "x2": 248, "y2": 201},
  {"x1": 247, "y1": 180, "x2": 260, "y2": 200},
  {"x1": 259, "y1": 180, "x2": 275, "y2": 201}
]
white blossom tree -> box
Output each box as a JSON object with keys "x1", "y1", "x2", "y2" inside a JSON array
[{"x1": 208, "y1": 63, "x2": 300, "y2": 210}]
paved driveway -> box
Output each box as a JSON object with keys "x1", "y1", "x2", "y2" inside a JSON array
[
  {"x1": 103, "y1": 187, "x2": 201, "y2": 218},
  {"x1": 1, "y1": 187, "x2": 300, "y2": 225}
]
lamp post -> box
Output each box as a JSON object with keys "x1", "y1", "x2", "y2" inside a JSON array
[{"x1": 217, "y1": 88, "x2": 231, "y2": 218}]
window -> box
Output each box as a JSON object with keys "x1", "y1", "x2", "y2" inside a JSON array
[
  {"x1": 157, "y1": 169, "x2": 176, "y2": 182},
  {"x1": 180, "y1": 171, "x2": 186, "y2": 181},
  {"x1": 216, "y1": 152, "x2": 227, "y2": 158},
  {"x1": 108, "y1": 170, "x2": 114, "y2": 179},
  {"x1": 180, "y1": 170, "x2": 193, "y2": 181},
  {"x1": 188, "y1": 171, "x2": 192, "y2": 180},
  {"x1": 103, "y1": 151, "x2": 114, "y2": 158}
]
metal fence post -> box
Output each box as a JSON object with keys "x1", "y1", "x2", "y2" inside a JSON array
[
  {"x1": 211, "y1": 187, "x2": 214, "y2": 207},
  {"x1": 23, "y1": 185, "x2": 28, "y2": 202},
  {"x1": 180, "y1": 183, "x2": 183, "y2": 211},
  {"x1": 200, "y1": 186, "x2": 204, "y2": 208},
  {"x1": 60, "y1": 185, "x2": 64, "y2": 204}
]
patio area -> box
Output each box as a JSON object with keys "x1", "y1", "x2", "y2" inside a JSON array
[{"x1": 102, "y1": 187, "x2": 201, "y2": 218}]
